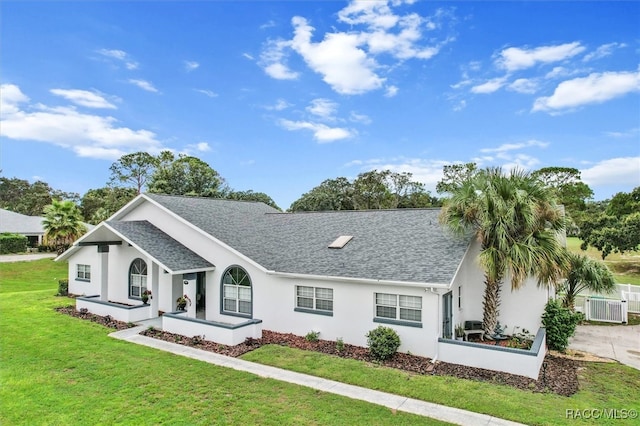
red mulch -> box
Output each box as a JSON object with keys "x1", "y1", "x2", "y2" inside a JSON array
[{"x1": 56, "y1": 305, "x2": 580, "y2": 396}]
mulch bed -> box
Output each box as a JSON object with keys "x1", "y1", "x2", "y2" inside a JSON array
[{"x1": 57, "y1": 305, "x2": 581, "y2": 396}]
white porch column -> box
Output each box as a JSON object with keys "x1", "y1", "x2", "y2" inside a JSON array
[
  {"x1": 99, "y1": 246, "x2": 109, "y2": 302},
  {"x1": 150, "y1": 261, "x2": 160, "y2": 316},
  {"x1": 183, "y1": 273, "x2": 197, "y2": 318}
]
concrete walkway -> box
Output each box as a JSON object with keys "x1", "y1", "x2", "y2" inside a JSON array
[
  {"x1": 569, "y1": 324, "x2": 640, "y2": 370},
  {"x1": 111, "y1": 324, "x2": 523, "y2": 426},
  {"x1": 0, "y1": 253, "x2": 57, "y2": 262}
]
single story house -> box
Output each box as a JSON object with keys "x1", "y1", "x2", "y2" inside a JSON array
[
  {"x1": 57, "y1": 193, "x2": 552, "y2": 379},
  {"x1": 1, "y1": 208, "x2": 46, "y2": 247}
]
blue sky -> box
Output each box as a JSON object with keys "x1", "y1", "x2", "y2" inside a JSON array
[{"x1": 1, "y1": 1, "x2": 639, "y2": 210}]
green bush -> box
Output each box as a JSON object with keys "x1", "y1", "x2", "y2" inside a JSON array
[
  {"x1": 366, "y1": 326, "x2": 400, "y2": 360},
  {"x1": 0, "y1": 233, "x2": 28, "y2": 254},
  {"x1": 541, "y1": 299, "x2": 583, "y2": 352},
  {"x1": 57, "y1": 279, "x2": 69, "y2": 296},
  {"x1": 305, "y1": 330, "x2": 320, "y2": 342}
]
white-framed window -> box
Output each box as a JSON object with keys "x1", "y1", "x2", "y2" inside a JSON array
[
  {"x1": 129, "y1": 258, "x2": 147, "y2": 299},
  {"x1": 76, "y1": 264, "x2": 91, "y2": 281},
  {"x1": 375, "y1": 293, "x2": 422, "y2": 323},
  {"x1": 296, "y1": 286, "x2": 333, "y2": 312},
  {"x1": 222, "y1": 266, "x2": 252, "y2": 316}
]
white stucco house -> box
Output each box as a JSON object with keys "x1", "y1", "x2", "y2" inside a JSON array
[
  {"x1": 57, "y1": 193, "x2": 551, "y2": 379},
  {"x1": 0, "y1": 208, "x2": 46, "y2": 247}
]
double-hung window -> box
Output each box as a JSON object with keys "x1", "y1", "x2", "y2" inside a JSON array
[
  {"x1": 375, "y1": 293, "x2": 422, "y2": 325},
  {"x1": 76, "y1": 264, "x2": 91, "y2": 281},
  {"x1": 296, "y1": 286, "x2": 333, "y2": 315}
]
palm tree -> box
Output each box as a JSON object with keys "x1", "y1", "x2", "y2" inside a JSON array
[
  {"x1": 440, "y1": 167, "x2": 570, "y2": 336},
  {"x1": 559, "y1": 252, "x2": 616, "y2": 310},
  {"x1": 42, "y1": 200, "x2": 87, "y2": 254}
]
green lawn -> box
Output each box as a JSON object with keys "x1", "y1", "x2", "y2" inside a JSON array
[
  {"x1": 566, "y1": 237, "x2": 640, "y2": 285},
  {"x1": 0, "y1": 260, "x2": 443, "y2": 426},
  {"x1": 3, "y1": 260, "x2": 640, "y2": 426}
]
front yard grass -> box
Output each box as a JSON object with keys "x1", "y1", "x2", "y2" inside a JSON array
[
  {"x1": 0, "y1": 260, "x2": 442, "y2": 426},
  {"x1": 3, "y1": 259, "x2": 640, "y2": 425}
]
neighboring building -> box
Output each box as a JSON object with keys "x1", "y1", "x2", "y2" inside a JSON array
[
  {"x1": 57, "y1": 193, "x2": 551, "y2": 379},
  {"x1": 0, "y1": 208, "x2": 46, "y2": 247}
]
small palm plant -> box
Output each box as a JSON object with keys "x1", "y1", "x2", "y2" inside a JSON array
[{"x1": 558, "y1": 252, "x2": 616, "y2": 311}]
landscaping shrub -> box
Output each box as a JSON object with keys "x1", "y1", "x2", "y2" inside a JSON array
[
  {"x1": 0, "y1": 233, "x2": 28, "y2": 254},
  {"x1": 305, "y1": 330, "x2": 320, "y2": 342},
  {"x1": 366, "y1": 326, "x2": 400, "y2": 360},
  {"x1": 57, "y1": 279, "x2": 69, "y2": 296},
  {"x1": 541, "y1": 299, "x2": 583, "y2": 351}
]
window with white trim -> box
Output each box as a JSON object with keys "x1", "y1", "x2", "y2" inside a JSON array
[
  {"x1": 129, "y1": 258, "x2": 147, "y2": 299},
  {"x1": 222, "y1": 266, "x2": 252, "y2": 316},
  {"x1": 375, "y1": 293, "x2": 422, "y2": 323},
  {"x1": 296, "y1": 286, "x2": 333, "y2": 312},
  {"x1": 76, "y1": 264, "x2": 91, "y2": 281}
]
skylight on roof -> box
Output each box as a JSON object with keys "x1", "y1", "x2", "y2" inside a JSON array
[{"x1": 328, "y1": 235, "x2": 353, "y2": 249}]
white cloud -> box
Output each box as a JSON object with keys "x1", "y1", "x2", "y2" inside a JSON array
[
  {"x1": 583, "y1": 42, "x2": 626, "y2": 62},
  {"x1": 385, "y1": 85, "x2": 399, "y2": 97},
  {"x1": 480, "y1": 140, "x2": 549, "y2": 154},
  {"x1": 508, "y1": 78, "x2": 539, "y2": 94},
  {"x1": 97, "y1": 48, "x2": 139, "y2": 70},
  {"x1": 259, "y1": 1, "x2": 452, "y2": 95},
  {"x1": 349, "y1": 111, "x2": 372, "y2": 124},
  {"x1": 260, "y1": 20, "x2": 277, "y2": 30},
  {"x1": 260, "y1": 39, "x2": 299, "y2": 80},
  {"x1": 471, "y1": 76, "x2": 507, "y2": 94},
  {"x1": 183, "y1": 142, "x2": 211, "y2": 154},
  {"x1": 533, "y1": 70, "x2": 640, "y2": 112},
  {"x1": 0, "y1": 84, "x2": 30, "y2": 114},
  {"x1": 195, "y1": 89, "x2": 218, "y2": 98},
  {"x1": 184, "y1": 61, "x2": 200, "y2": 72},
  {"x1": 290, "y1": 17, "x2": 385, "y2": 95},
  {"x1": 196, "y1": 142, "x2": 210, "y2": 152},
  {"x1": 50, "y1": 89, "x2": 117, "y2": 109},
  {"x1": 452, "y1": 99, "x2": 466, "y2": 111},
  {"x1": 265, "y1": 98, "x2": 291, "y2": 111},
  {"x1": 128, "y1": 79, "x2": 160, "y2": 93},
  {"x1": 279, "y1": 119, "x2": 353, "y2": 142},
  {"x1": 242, "y1": 53, "x2": 255, "y2": 60},
  {"x1": 306, "y1": 98, "x2": 338, "y2": 120},
  {"x1": 581, "y1": 157, "x2": 640, "y2": 186},
  {"x1": 0, "y1": 84, "x2": 163, "y2": 160},
  {"x1": 603, "y1": 127, "x2": 640, "y2": 138},
  {"x1": 496, "y1": 42, "x2": 585, "y2": 72}
]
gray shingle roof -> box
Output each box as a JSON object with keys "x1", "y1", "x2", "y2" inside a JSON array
[
  {"x1": 107, "y1": 220, "x2": 214, "y2": 273},
  {"x1": 145, "y1": 194, "x2": 471, "y2": 284},
  {"x1": 0, "y1": 209, "x2": 45, "y2": 234}
]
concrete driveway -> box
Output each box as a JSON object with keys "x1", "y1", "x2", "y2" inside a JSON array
[
  {"x1": 568, "y1": 324, "x2": 640, "y2": 370},
  {"x1": 0, "y1": 253, "x2": 57, "y2": 262}
]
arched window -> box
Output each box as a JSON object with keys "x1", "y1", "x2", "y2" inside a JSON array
[
  {"x1": 129, "y1": 258, "x2": 147, "y2": 299},
  {"x1": 221, "y1": 266, "x2": 251, "y2": 316}
]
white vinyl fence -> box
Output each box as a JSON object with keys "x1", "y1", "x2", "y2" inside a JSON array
[
  {"x1": 571, "y1": 283, "x2": 640, "y2": 316},
  {"x1": 584, "y1": 298, "x2": 628, "y2": 323}
]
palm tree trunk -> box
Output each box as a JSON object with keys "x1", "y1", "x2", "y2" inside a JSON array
[{"x1": 482, "y1": 276, "x2": 501, "y2": 337}]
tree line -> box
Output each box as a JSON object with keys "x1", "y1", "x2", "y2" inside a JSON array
[{"x1": 0, "y1": 154, "x2": 638, "y2": 260}]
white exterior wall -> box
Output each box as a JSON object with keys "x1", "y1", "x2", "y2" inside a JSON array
[
  {"x1": 451, "y1": 238, "x2": 550, "y2": 334},
  {"x1": 68, "y1": 247, "x2": 101, "y2": 296}
]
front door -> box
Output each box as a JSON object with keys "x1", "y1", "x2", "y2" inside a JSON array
[
  {"x1": 196, "y1": 272, "x2": 206, "y2": 319},
  {"x1": 442, "y1": 291, "x2": 453, "y2": 339}
]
